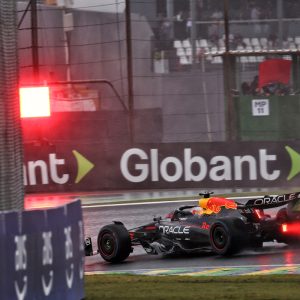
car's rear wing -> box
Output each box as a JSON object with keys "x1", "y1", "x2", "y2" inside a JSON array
[{"x1": 243, "y1": 192, "x2": 300, "y2": 209}]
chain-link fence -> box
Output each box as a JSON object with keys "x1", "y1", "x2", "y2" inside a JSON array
[
  {"x1": 17, "y1": 0, "x2": 300, "y2": 146},
  {"x1": 0, "y1": 0, "x2": 24, "y2": 210}
]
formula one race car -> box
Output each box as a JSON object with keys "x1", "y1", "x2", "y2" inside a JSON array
[{"x1": 84, "y1": 191, "x2": 300, "y2": 263}]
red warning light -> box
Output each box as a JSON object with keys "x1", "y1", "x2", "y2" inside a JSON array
[
  {"x1": 20, "y1": 86, "x2": 51, "y2": 118},
  {"x1": 282, "y1": 223, "x2": 288, "y2": 233},
  {"x1": 281, "y1": 223, "x2": 300, "y2": 235},
  {"x1": 254, "y1": 209, "x2": 263, "y2": 220}
]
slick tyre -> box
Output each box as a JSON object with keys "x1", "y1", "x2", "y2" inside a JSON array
[
  {"x1": 98, "y1": 224, "x2": 131, "y2": 263},
  {"x1": 276, "y1": 208, "x2": 288, "y2": 223},
  {"x1": 209, "y1": 220, "x2": 242, "y2": 256}
]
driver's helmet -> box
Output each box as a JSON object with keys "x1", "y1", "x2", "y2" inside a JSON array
[{"x1": 192, "y1": 206, "x2": 204, "y2": 215}]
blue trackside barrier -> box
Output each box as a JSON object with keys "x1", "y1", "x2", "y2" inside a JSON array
[{"x1": 0, "y1": 200, "x2": 85, "y2": 300}]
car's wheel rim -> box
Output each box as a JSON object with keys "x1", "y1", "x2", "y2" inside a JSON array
[
  {"x1": 101, "y1": 233, "x2": 115, "y2": 256},
  {"x1": 212, "y1": 226, "x2": 228, "y2": 250}
]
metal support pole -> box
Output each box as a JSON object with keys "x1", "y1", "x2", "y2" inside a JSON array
[
  {"x1": 292, "y1": 54, "x2": 300, "y2": 93},
  {"x1": 190, "y1": 0, "x2": 197, "y2": 66},
  {"x1": 31, "y1": 0, "x2": 39, "y2": 81},
  {"x1": 18, "y1": 0, "x2": 31, "y2": 29},
  {"x1": 0, "y1": 0, "x2": 24, "y2": 210},
  {"x1": 125, "y1": 0, "x2": 134, "y2": 144},
  {"x1": 223, "y1": 0, "x2": 236, "y2": 141},
  {"x1": 277, "y1": 0, "x2": 283, "y2": 49},
  {"x1": 166, "y1": 0, "x2": 174, "y2": 39},
  {"x1": 224, "y1": 0, "x2": 230, "y2": 53}
]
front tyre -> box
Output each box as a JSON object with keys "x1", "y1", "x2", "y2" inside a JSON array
[
  {"x1": 209, "y1": 220, "x2": 242, "y2": 256},
  {"x1": 98, "y1": 224, "x2": 131, "y2": 263}
]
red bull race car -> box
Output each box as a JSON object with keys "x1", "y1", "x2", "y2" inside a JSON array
[{"x1": 85, "y1": 191, "x2": 300, "y2": 263}]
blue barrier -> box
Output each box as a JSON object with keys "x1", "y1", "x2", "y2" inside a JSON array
[{"x1": 0, "y1": 200, "x2": 84, "y2": 300}]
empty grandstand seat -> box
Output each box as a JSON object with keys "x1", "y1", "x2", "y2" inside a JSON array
[
  {"x1": 182, "y1": 39, "x2": 191, "y2": 48},
  {"x1": 295, "y1": 36, "x2": 300, "y2": 45},
  {"x1": 260, "y1": 37, "x2": 268, "y2": 48},
  {"x1": 210, "y1": 46, "x2": 218, "y2": 54},
  {"x1": 199, "y1": 39, "x2": 208, "y2": 48},
  {"x1": 283, "y1": 40, "x2": 289, "y2": 49},
  {"x1": 248, "y1": 56, "x2": 257, "y2": 63},
  {"x1": 240, "y1": 56, "x2": 249, "y2": 63},
  {"x1": 289, "y1": 42, "x2": 297, "y2": 50},
  {"x1": 251, "y1": 38, "x2": 260, "y2": 47},
  {"x1": 211, "y1": 56, "x2": 222, "y2": 64},
  {"x1": 257, "y1": 56, "x2": 264, "y2": 62},
  {"x1": 185, "y1": 47, "x2": 192, "y2": 56},
  {"x1": 176, "y1": 47, "x2": 186, "y2": 57},
  {"x1": 245, "y1": 45, "x2": 253, "y2": 52},
  {"x1": 180, "y1": 55, "x2": 190, "y2": 65},
  {"x1": 218, "y1": 38, "x2": 225, "y2": 48},
  {"x1": 254, "y1": 45, "x2": 262, "y2": 52},
  {"x1": 236, "y1": 45, "x2": 245, "y2": 52},
  {"x1": 243, "y1": 38, "x2": 251, "y2": 46},
  {"x1": 173, "y1": 40, "x2": 182, "y2": 48}
]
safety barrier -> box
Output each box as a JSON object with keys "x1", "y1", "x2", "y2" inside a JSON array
[
  {"x1": 0, "y1": 200, "x2": 84, "y2": 300},
  {"x1": 23, "y1": 141, "x2": 300, "y2": 192}
]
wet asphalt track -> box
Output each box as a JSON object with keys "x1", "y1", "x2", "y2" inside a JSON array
[{"x1": 83, "y1": 199, "x2": 300, "y2": 273}]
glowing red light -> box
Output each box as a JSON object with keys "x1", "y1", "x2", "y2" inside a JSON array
[
  {"x1": 20, "y1": 86, "x2": 51, "y2": 118},
  {"x1": 254, "y1": 209, "x2": 263, "y2": 219},
  {"x1": 281, "y1": 223, "x2": 300, "y2": 235},
  {"x1": 282, "y1": 223, "x2": 288, "y2": 233}
]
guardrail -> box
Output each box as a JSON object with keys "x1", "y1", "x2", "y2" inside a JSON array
[{"x1": 0, "y1": 200, "x2": 84, "y2": 300}]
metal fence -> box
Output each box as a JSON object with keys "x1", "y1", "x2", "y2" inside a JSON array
[
  {"x1": 17, "y1": 0, "x2": 300, "y2": 144},
  {"x1": 0, "y1": 0, "x2": 24, "y2": 210}
]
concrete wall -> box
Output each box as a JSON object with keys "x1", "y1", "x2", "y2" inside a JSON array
[{"x1": 17, "y1": 2, "x2": 226, "y2": 143}]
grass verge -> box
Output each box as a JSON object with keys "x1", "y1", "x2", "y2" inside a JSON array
[{"x1": 84, "y1": 274, "x2": 300, "y2": 300}]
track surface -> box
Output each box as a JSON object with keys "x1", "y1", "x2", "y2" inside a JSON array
[{"x1": 83, "y1": 199, "x2": 300, "y2": 274}]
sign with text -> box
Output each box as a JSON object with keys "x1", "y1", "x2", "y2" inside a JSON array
[
  {"x1": 23, "y1": 141, "x2": 300, "y2": 192},
  {"x1": 252, "y1": 99, "x2": 269, "y2": 116}
]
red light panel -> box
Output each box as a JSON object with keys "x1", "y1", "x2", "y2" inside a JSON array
[
  {"x1": 254, "y1": 209, "x2": 263, "y2": 220},
  {"x1": 281, "y1": 223, "x2": 300, "y2": 235},
  {"x1": 282, "y1": 223, "x2": 288, "y2": 233},
  {"x1": 20, "y1": 86, "x2": 51, "y2": 118}
]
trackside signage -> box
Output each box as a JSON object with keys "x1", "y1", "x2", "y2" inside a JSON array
[
  {"x1": 24, "y1": 142, "x2": 300, "y2": 192},
  {"x1": 118, "y1": 142, "x2": 300, "y2": 189},
  {"x1": 120, "y1": 148, "x2": 279, "y2": 182},
  {"x1": 0, "y1": 200, "x2": 84, "y2": 300}
]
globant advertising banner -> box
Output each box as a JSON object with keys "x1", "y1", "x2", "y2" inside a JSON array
[
  {"x1": 23, "y1": 141, "x2": 300, "y2": 192},
  {"x1": 0, "y1": 200, "x2": 85, "y2": 300}
]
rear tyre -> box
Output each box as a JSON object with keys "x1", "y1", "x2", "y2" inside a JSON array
[
  {"x1": 97, "y1": 224, "x2": 131, "y2": 263},
  {"x1": 209, "y1": 220, "x2": 242, "y2": 256},
  {"x1": 276, "y1": 208, "x2": 288, "y2": 223}
]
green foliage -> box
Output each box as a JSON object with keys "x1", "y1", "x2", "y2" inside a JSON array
[{"x1": 84, "y1": 274, "x2": 300, "y2": 300}]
